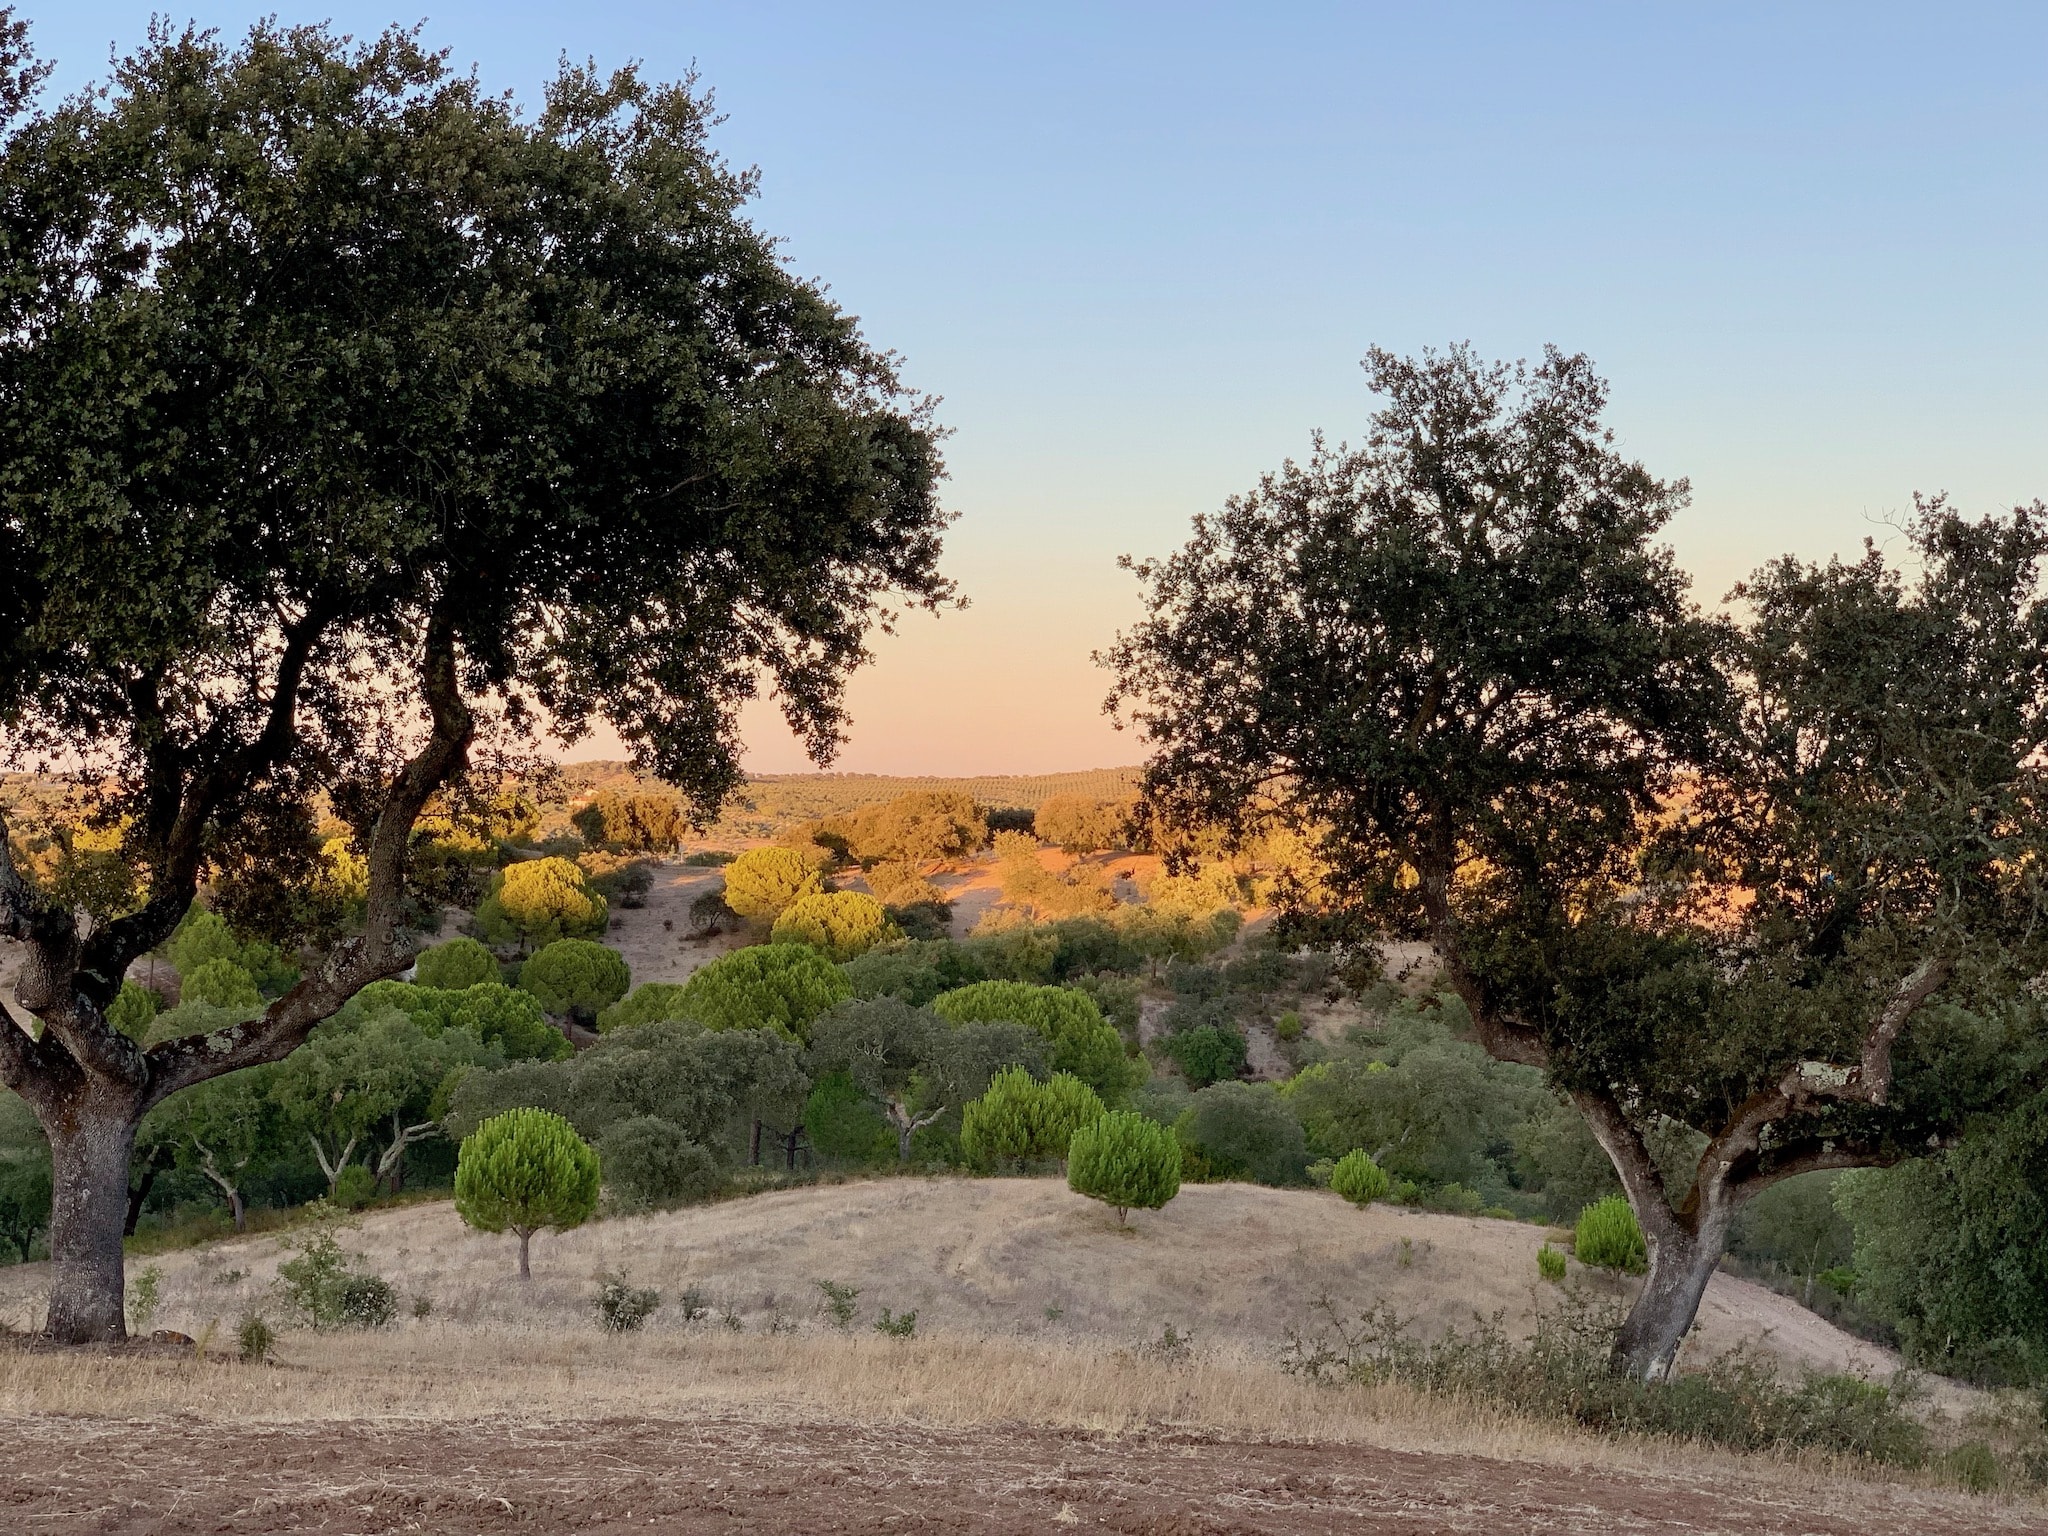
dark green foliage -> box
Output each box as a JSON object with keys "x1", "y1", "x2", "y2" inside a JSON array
[
  {"x1": 519, "y1": 940, "x2": 631, "y2": 1024},
  {"x1": 596, "y1": 1269, "x2": 663, "y2": 1332},
  {"x1": 1729, "y1": 1171, "x2": 1855, "y2": 1306},
  {"x1": 105, "y1": 982, "x2": 160, "y2": 1041},
  {"x1": 874, "y1": 1307, "x2": 918, "y2": 1338},
  {"x1": 348, "y1": 980, "x2": 569, "y2": 1062},
  {"x1": 1173, "y1": 1082, "x2": 1307, "y2": 1185},
  {"x1": 332, "y1": 1164, "x2": 378, "y2": 1210},
  {"x1": 1576, "y1": 1196, "x2": 1648, "y2": 1273},
  {"x1": 575, "y1": 791, "x2": 694, "y2": 853},
  {"x1": 934, "y1": 981, "x2": 1138, "y2": 1106},
  {"x1": 1067, "y1": 1110, "x2": 1181, "y2": 1222},
  {"x1": 0, "y1": 1154, "x2": 50, "y2": 1260},
  {"x1": 1281, "y1": 1296, "x2": 1928, "y2": 1467},
  {"x1": 1162, "y1": 1025, "x2": 1246, "y2": 1088},
  {"x1": 1836, "y1": 1092, "x2": 2048, "y2": 1384},
  {"x1": 1330, "y1": 1148, "x2": 1390, "y2": 1206},
  {"x1": 415, "y1": 938, "x2": 497, "y2": 991},
  {"x1": 808, "y1": 998, "x2": 1045, "y2": 1161},
  {"x1": 444, "y1": 1019, "x2": 809, "y2": 1166},
  {"x1": 237, "y1": 1312, "x2": 275, "y2": 1361},
  {"x1": 804, "y1": 1071, "x2": 896, "y2": 1162},
  {"x1": 599, "y1": 1116, "x2": 720, "y2": 1209}
]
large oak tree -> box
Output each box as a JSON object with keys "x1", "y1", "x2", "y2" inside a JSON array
[
  {"x1": 1109, "y1": 343, "x2": 2048, "y2": 1379},
  {"x1": 0, "y1": 17, "x2": 950, "y2": 1341}
]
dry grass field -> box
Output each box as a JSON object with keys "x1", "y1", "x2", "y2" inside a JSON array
[{"x1": 1, "y1": 1178, "x2": 2038, "y2": 1533}]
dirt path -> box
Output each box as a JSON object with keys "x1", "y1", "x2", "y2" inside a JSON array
[
  {"x1": 0, "y1": 1412, "x2": 2029, "y2": 1535},
  {"x1": 603, "y1": 861, "x2": 741, "y2": 986}
]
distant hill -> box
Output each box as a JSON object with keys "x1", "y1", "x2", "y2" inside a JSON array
[{"x1": 560, "y1": 763, "x2": 1145, "y2": 840}]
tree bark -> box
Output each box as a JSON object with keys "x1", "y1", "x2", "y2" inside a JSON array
[
  {"x1": 515, "y1": 1225, "x2": 532, "y2": 1281},
  {"x1": 123, "y1": 1145, "x2": 168, "y2": 1238},
  {"x1": 1610, "y1": 1201, "x2": 1734, "y2": 1381},
  {"x1": 45, "y1": 1105, "x2": 141, "y2": 1343}
]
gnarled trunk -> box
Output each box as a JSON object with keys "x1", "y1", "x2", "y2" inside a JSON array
[
  {"x1": 44, "y1": 1100, "x2": 141, "y2": 1343},
  {"x1": 1610, "y1": 1199, "x2": 1733, "y2": 1382}
]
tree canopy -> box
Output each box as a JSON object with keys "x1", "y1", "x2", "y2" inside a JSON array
[
  {"x1": 0, "y1": 16, "x2": 949, "y2": 1342},
  {"x1": 1110, "y1": 342, "x2": 2048, "y2": 1378}
]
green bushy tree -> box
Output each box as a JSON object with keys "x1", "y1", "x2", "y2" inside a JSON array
[
  {"x1": 1162, "y1": 1024, "x2": 1245, "y2": 1088},
  {"x1": 721, "y1": 848, "x2": 824, "y2": 928},
  {"x1": 1576, "y1": 1195, "x2": 1648, "y2": 1274},
  {"x1": 771, "y1": 890, "x2": 895, "y2": 961},
  {"x1": 104, "y1": 982, "x2": 159, "y2": 1041},
  {"x1": 519, "y1": 939, "x2": 631, "y2": 1025},
  {"x1": 1329, "y1": 1148, "x2": 1390, "y2": 1206},
  {"x1": 455, "y1": 1108, "x2": 601, "y2": 1279},
  {"x1": 960, "y1": 1066, "x2": 1104, "y2": 1169},
  {"x1": 1173, "y1": 1081, "x2": 1307, "y2": 1185},
  {"x1": 179, "y1": 959, "x2": 262, "y2": 1010},
  {"x1": 933, "y1": 981, "x2": 1137, "y2": 1106},
  {"x1": 1067, "y1": 1111, "x2": 1180, "y2": 1224},
  {"x1": 476, "y1": 858, "x2": 608, "y2": 951},
  {"x1": 598, "y1": 1116, "x2": 720, "y2": 1209},
  {"x1": 674, "y1": 944, "x2": 851, "y2": 1042},
  {"x1": 0, "y1": 13, "x2": 949, "y2": 1343},
  {"x1": 414, "y1": 937, "x2": 497, "y2": 991},
  {"x1": 597, "y1": 982, "x2": 693, "y2": 1033}
]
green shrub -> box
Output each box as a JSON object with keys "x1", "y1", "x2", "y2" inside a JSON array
[
  {"x1": 454, "y1": 1108, "x2": 601, "y2": 1278},
  {"x1": 415, "y1": 936, "x2": 497, "y2": 990},
  {"x1": 804, "y1": 1070, "x2": 898, "y2": 1162},
  {"x1": 1330, "y1": 1148, "x2": 1392, "y2": 1206},
  {"x1": 961, "y1": 1067, "x2": 1105, "y2": 1168},
  {"x1": 450, "y1": 982, "x2": 572, "y2": 1061},
  {"x1": 771, "y1": 889, "x2": 896, "y2": 961},
  {"x1": 817, "y1": 1278, "x2": 860, "y2": 1329},
  {"x1": 1575, "y1": 1195, "x2": 1648, "y2": 1274},
  {"x1": 874, "y1": 1307, "x2": 917, "y2": 1338},
  {"x1": 1537, "y1": 1243, "x2": 1568, "y2": 1282},
  {"x1": 1067, "y1": 1110, "x2": 1181, "y2": 1223},
  {"x1": 275, "y1": 1229, "x2": 396, "y2": 1328},
  {"x1": 237, "y1": 1311, "x2": 274, "y2": 1362},
  {"x1": 1162, "y1": 1024, "x2": 1246, "y2": 1088},
  {"x1": 519, "y1": 939, "x2": 631, "y2": 1023},
  {"x1": 1173, "y1": 1081, "x2": 1308, "y2": 1185},
  {"x1": 1038, "y1": 1072, "x2": 1108, "y2": 1153},
  {"x1": 106, "y1": 981, "x2": 160, "y2": 1039},
  {"x1": 599, "y1": 1116, "x2": 721, "y2": 1209},
  {"x1": 180, "y1": 958, "x2": 262, "y2": 1009},
  {"x1": 598, "y1": 981, "x2": 693, "y2": 1033},
  {"x1": 721, "y1": 847, "x2": 824, "y2": 927},
  {"x1": 332, "y1": 1164, "x2": 378, "y2": 1210},
  {"x1": 1274, "y1": 1010, "x2": 1304, "y2": 1042},
  {"x1": 596, "y1": 1269, "x2": 662, "y2": 1333},
  {"x1": 127, "y1": 1263, "x2": 163, "y2": 1332},
  {"x1": 1944, "y1": 1440, "x2": 2001, "y2": 1493}
]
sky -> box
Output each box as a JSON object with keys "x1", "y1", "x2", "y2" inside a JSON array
[{"x1": 32, "y1": 4, "x2": 2048, "y2": 775}]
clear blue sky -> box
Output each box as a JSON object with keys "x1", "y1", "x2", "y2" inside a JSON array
[{"x1": 31, "y1": 4, "x2": 2048, "y2": 773}]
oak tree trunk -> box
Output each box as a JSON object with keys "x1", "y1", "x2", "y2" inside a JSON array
[
  {"x1": 1610, "y1": 1202, "x2": 1733, "y2": 1381},
  {"x1": 44, "y1": 1100, "x2": 141, "y2": 1343}
]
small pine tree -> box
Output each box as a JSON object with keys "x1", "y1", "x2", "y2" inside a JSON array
[
  {"x1": 454, "y1": 1108, "x2": 601, "y2": 1279},
  {"x1": 1329, "y1": 1148, "x2": 1391, "y2": 1206},
  {"x1": 961, "y1": 1065, "x2": 1041, "y2": 1168},
  {"x1": 519, "y1": 939, "x2": 631, "y2": 1024},
  {"x1": 1035, "y1": 1072, "x2": 1106, "y2": 1161},
  {"x1": 721, "y1": 847, "x2": 824, "y2": 928},
  {"x1": 180, "y1": 957, "x2": 261, "y2": 1009},
  {"x1": 1575, "y1": 1194, "x2": 1648, "y2": 1274},
  {"x1": 415, "y1": 936, "x2": 498, "y2": 990},
  {"x1": 1067, "y1": 1110, "x2": 1181, "y2": 1224},
  {"x1": 770, "y1": 890, "x2": 895, "y2": 961}
]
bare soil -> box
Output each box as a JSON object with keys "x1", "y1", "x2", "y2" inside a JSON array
[{"x1": 0, "y1": 1410, "x2": 2032, "y2": 1534}]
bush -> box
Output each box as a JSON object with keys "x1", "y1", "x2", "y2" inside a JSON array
[
  {"x1": 865, "y1": 860, "x2": 946, "y2": 907},
  {"x1": 1034, "y1": 795, "x2": 1130, "y2": 853},
  {"x1": 180, "y1": 958, "x2": 262, "y2": 1009},
  {"x1": 415, "y1": 936, "x2": 497, "y2": 990},
  {"x1": 599, "y1": 1116, "x2": 721, "y2": 1209},
  {"x1": 106, "y1": 980, "x2": 160, "y2": 1039},
  {"x1": 454, "y1": 1108, "x2": 602, "y2": 1278},
  {"x1": 673, "y1": 943, "x2": 852, "y2": 1042},
  {"x1": 450, "y1": 982, "x2": 572, "y2": 1061},
  {"x1": 1538, "y1": 1243, "x2": 1568, "y2": 1282},
  {"x1": 770, "y1": 890, "x2": 895, "y2": 961},
  {"x1": 596, "y1": 1269, "x2": 662, "y2": 1333},
  {"x1": 1330, "y1": 1148, "x2": 1391, "y2": 1206},
  {"x1": 1575, "y1": 1195, "x2": 1648, "y2": 1273},
  {"x1": 275, "y1": 1228, "x2": 396, "y2": 1328},
  {"x1": 1173, "y1": 1081, "x2": 1307, "y2": 1186},
  {"x1": 933, "y1": 981, "x2": 1138, "y2": 1106},
  {"x1": 1068, "y1": 1110, "x2": 1181, "y2": 1223},
  {"x1": 332, "y1": 1164, "x2": 378, "y2": 1210},
  {"x1": 167, "y1": 908, "x2": 241, "y2": 977},
  {"x1": 1274, "y1": 1010, "x2": 1304, "y2": 1042},
  {"x1": 721, "y1": 847, "x2": 824, "y2": 928},
  {"x1": 519, "y1": 939, "x2": 631, "y2": 1024},
  {"x1": 961, "y1": 1068, "x2": 1105, "y2": 1168},
  {"x1": 598, "y1": 981, "x2": 693, "y2": 1034},
  {"x1": 236, "y1": 1311, "x2": 274, "y2": 1362},
  {"x1": 1162, "y1": 1024, "x2": 1246, "y2": 1088},
  {"x1": 475, "y1": 856, "x2": 608, "y2": 948}
]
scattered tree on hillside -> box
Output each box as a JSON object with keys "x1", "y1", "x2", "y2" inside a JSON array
[
  {"x1": 932, "y1": 981, "x2": 1138, "y2": 1106},
  {"x1": 0, "y1": 18, "x2": 947, "y2": 1340},
  {"x1": 144, "y1": 1066, "x2": 279, "y2": 1232},
  {"x1": 519, "y1": 939, "x2": 631, "y2": 1027},
  {"x1": 1035, "y1": 795, "x2": 1132, "y2": 854},
  {"x1": 1174, "y1": 1081, "x2": 1308, "y2": 1186},
  {"x1": 475, "y1": 858, "x2": 608, "y2": 951},
  {"x1": 414, "y1": 937, "x2": 498, "y2": 991},
  {"x1": 721, "y1": 848, "x2": 826, "y2": 929},
  {"x1": 454, "y1": 1108, "x2": 601, "y2": 1279},
  {"x1": 1067, "y1": 1111, "x2": 1180, "y2": 1224},
  {"x1": 806, "y1": 999, "x2": 952, "y2": 1161},
  {"x1": 1110, "y1": 342, "x2": 2048, "y2": 1378},
  {"x1": 770, "y1": 890, "x2": 895, "y2": 961},
  {"x1": 672, "y1": 944, "x2": 852, "y2": 1041},
  {"x1": 572, "y1": 790, "x2": 693, "y2": 853}
]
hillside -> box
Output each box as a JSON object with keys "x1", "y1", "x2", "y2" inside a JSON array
[{"x1": 0, "y1": 1177, "x2": 1939, "y2": 1395}]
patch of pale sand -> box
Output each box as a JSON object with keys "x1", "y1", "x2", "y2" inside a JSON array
[
  {"x1": 602, "y1": 860, "x2": 745, "y2": 986},
  {"x1": 2, "y1": 1178, "x2": 1975, "y2": 1418}
]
